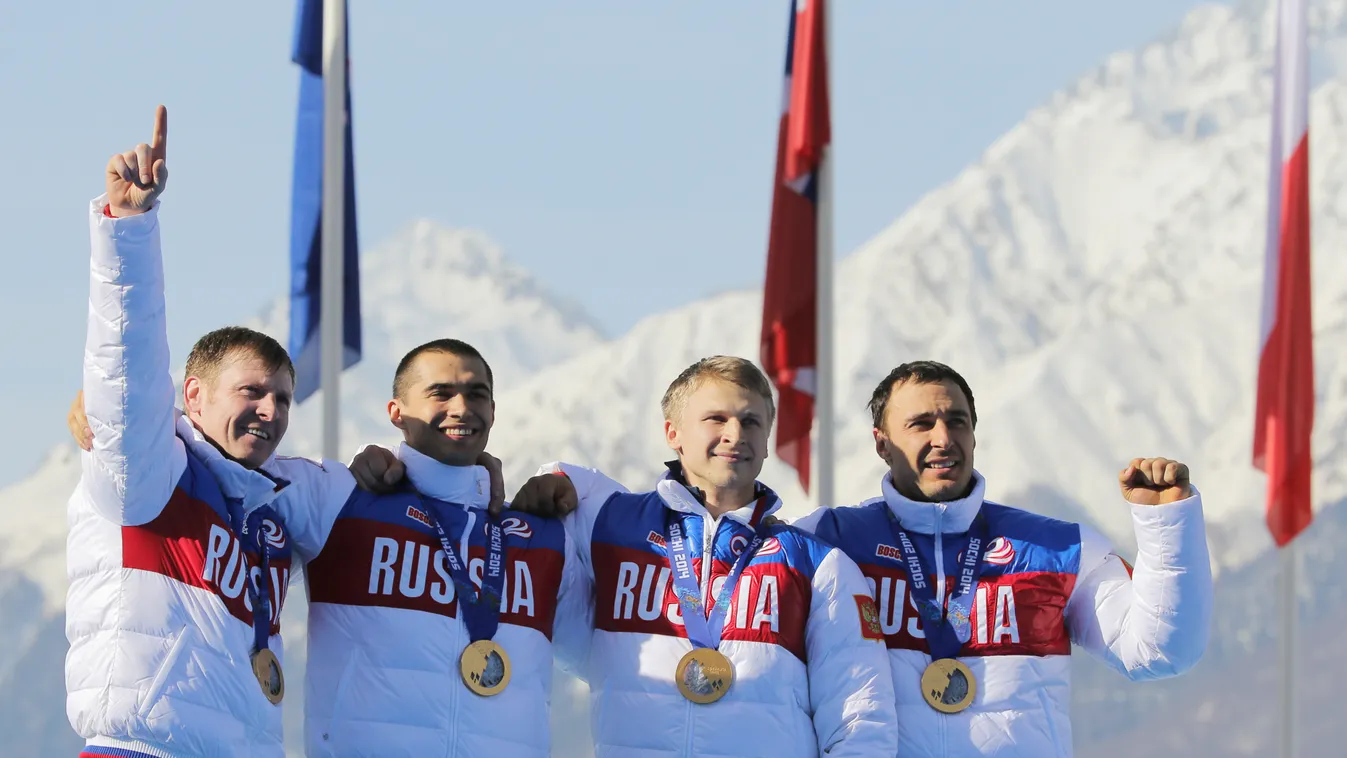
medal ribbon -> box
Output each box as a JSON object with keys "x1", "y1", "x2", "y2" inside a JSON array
[
  {"x1": 664, "y1": 506, "x2": 768, "y2": 650},
  {"x1": 223, "y1": 497, "x2": 272, "y2": 655},
  {"x1": 420, "y1": 497, "x2": 506, "y2": 643},
  {"x1": 888, "y1": 511, "x2": 990, "y2": 660}
]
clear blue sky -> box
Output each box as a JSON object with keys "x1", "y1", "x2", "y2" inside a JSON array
[{"x1": 0, "y1": 1, "x2": 1218, "y2": 485}]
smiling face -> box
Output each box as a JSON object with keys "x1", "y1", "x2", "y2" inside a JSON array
[
  {"x1": 183, "y1": 351, "x2": 293, "y2": 469},
  {"x1": 664, "y1": 378, "x2": 771, "y2": 508},
  {"x1": 873, "y1": 378, "x2": 976, "y2": 502},
  {"x1": 388, "y1": 350, "x2": 495, "y2": 466}
]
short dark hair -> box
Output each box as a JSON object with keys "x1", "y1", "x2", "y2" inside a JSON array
[
  {"x1": 392, "y1": 338, "x2": 494, "y2": 400},
  {"x1": 184, "y1": 326, "x2": 294, "y2": 389},
  {"x1": 867, "y1": 360, "x2": 977, "y2": 430}
]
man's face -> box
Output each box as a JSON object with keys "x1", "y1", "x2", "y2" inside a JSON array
[
  {"x1": 183, "y1": 352, "x2": 293, "y2": 469},
  {"x1": 874, "y1": 378, "x2": 976, "y2": 502},
  {"x1": 665, "y1": 379, "x2": 771, "y2": 498},
  {"x1": 389, "y1": 351, "x2": 494, "y2": 466}
]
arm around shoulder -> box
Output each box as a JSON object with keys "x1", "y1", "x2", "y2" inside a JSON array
[{"x1": 525, "y1": 462, "x2": 631, "y2": 552}]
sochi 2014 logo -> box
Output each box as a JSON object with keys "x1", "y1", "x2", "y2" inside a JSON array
[
  {"x1": 260, "y1": 518, "x2": 287, "y2": 550},
  {"x1": 499, "y1": 517, "x2": 534, "y2": 539},
  {"x1": 983, "y1": 537, "x2": 1015, "y2": 566}
]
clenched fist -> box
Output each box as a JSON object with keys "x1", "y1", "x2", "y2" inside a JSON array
[
  {"x1": 1118, "y1": 457, "x2": 1192, "y2": 506},
  {"x1": 106, "y1": 105, "x2": 168, "y2": 217}
]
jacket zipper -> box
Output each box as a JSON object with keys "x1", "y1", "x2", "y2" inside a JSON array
[
  {"x1": 683, "y1": 512, "x2": 719, "y2": 757},
  {"x1": 934, "y1": 504, "x2": 948, "y2": 758},
  {"x1": 447, "y1": 508, "x2": 476, "y2": 758}
]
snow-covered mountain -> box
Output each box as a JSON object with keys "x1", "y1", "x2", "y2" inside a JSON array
[{"x1": 5, "y1": 0, "x2": 1346, "y2": 754}]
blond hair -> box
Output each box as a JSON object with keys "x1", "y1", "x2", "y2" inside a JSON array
[{"x1": 660, "y1": 355, "x2": 777, "y2": 423}]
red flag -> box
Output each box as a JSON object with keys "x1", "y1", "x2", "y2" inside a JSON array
[
  {"x1": 762, "y1": 0, "x2": 830, "y2": 492},
  {"x1": 1255, "y1": 0, "x2": 1314, "y2": 547}
]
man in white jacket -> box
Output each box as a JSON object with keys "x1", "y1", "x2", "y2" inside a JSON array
[
  {"x1": 68, "y1": 106, "x2": 355, "y2": 758},
  {"x1": 503, "y1": 356, "x2": 900, "y2": 757},
  {"x1": 788, "y1": 360, "x2": 1213, "y2": 757},
  {"x1": 68, "y1": 107, "x2": 581, "y2": 758},
  {"x1": 298, "y1": 338, "x2": 590, "y2": 757}
]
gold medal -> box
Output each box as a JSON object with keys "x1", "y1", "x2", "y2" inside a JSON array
[
  {"x1": 920, "y1": 658, "x2": 976, "y2": 713},
  {"x1": 251, "y1": 648, "x2": 284, "y2": 705},
  {"x1": 460, "y1": 640, "x2": 511, "y2": 697},
  {"x1": 675, "y1": 648, "x2": 735, "y2": 704}
]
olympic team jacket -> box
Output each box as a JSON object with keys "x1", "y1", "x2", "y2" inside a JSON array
[
  {"x1": 791, "y1": 471, "x2": 1213, "y2": 758},
  {"x1": 536, "y1": 462, "x2": 899, "y2": 758},
  {"x1": 302, "y1": 443, "x2": 591, "y2": 758},
  {"x1": 67, "y1": 196, "x2": 353, "y2": 757}
]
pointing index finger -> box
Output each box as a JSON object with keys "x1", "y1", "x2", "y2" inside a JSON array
[{"x1": 151, "y1": 105, "x2": 168, "y2": 162}]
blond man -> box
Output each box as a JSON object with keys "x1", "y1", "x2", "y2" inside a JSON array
[{"x1": 506, "y1": 356, "x2": 898, "y2": 758}]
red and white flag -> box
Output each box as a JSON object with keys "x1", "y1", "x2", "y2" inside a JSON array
[
  {"x1": 1255, "y1": 0, "x2": 1314, "y2": 547},
  {"x1": 761, "y1": 0, "x2": 830, "y2": 492}
]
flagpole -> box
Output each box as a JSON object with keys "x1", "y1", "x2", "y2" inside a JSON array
[
  {"x1": 320, "y1": 0, "x2": 346, "y2": 461},
  {"x1": 1279, "y1": 541, "x2": 1297, "y2": 758},
  {"x1": 813, "y1": 0, "x2": 835, "y2": 511}
]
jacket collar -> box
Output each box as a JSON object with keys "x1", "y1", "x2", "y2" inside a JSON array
[
  {"x1": 881, "y1": 469, "x2": 987, "y2": 535},
  {"x1": 397, "y1": 442, "x2": 491, "y2": 510},
  {"x1": 175, "y1": 413, "x2": 288, "y2": 514},
  {"x1": 655, "y1": 460, "x2": 779, "y2": 527}
]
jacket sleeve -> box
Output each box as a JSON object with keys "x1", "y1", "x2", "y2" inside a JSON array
[
  {"x1": 529, "y1": 462, "x2": 629, "y2": 572},
  {"x1": 80, "y1": 195, "x2": 187, "y2": 526},
  {"x1": 550, "y1": 524, "x2": 594, "y2": 679},
  {"x1": 805, "y1": 545, "x2": 900, "y2": 756},
  {"x1": 529, "y1": 461, "x2": 628, "y2": 682},
  {"x1": 1066, "y1": 488, "x2": 1213, "y2": 680},
  {"x1": 270, "y1": 456, "x2": 358, "y2": 564}
]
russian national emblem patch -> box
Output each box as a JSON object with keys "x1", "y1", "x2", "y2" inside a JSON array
[{"x1": 855, "y1": 595, "x2": 883, "y2": 640}]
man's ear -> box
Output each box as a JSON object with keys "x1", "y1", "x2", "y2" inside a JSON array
[
  {"x1": 873, "y1": 427, "x2": 891, "y2": 464},
  {"x1": 183, "y1": 376, "x2": 204, "y2": 416},
  {"x1": 664, "y1": 419, "x2": 680, "y2": 453},
  {"x1": 388, "y1": 399, "x2": 405, "y2": 430}
]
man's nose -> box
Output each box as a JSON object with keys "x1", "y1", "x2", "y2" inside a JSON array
[
  {"x1": 721, "y1": 418, "x2": 743, "y2": 444},
  {"x1": 445, "y1": 393, "x2": 469, "y2": 417},
  {"x1": 929, "y1": 419, "x2": 952, "y2": 447}
]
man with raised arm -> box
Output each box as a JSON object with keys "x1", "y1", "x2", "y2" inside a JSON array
[
  {"x1": 68, "y1": 106, "x2": 353, "y2": 758},
  {"x1": 790, "y1": 360, "x2": 1212, "y2": 757},
  {"x1": 65, "y1": 113, "x2": 585, "y2": 752}
]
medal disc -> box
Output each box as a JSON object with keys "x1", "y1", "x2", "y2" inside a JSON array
[
  {"x1": 675, "y1": 648, "x2": 735, "y2": 704},
  {"x1": 920, "y1": 658, "x2": 976, "y2": 713},
  {"x1": 251, "y1": 648, "x2": 285, "y2": 705},
  {"x1": 460, "y1": 640, "x2": 511, "y2": 697}
]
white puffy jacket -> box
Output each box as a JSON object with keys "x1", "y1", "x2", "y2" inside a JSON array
[
  {"x1": 302, "y1": 442, "x2": 591, "y2": 757},
  {"x1": 538, "y1": 462, "x2": 899, "y2": 758},
  {"x1": 791, "y1": 470, "x2": 1213, "y2": 757},
  {"x1": 67, "y1": 197, "x2": 352, "y2": 758}
]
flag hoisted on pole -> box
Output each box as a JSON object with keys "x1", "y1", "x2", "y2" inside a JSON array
[
  {"x1": 289, "y1": 0, "x2": 361, "y2": 460},
  {"x1": 1256, "y1": 1, "x2": 1312, "y2": 756},
  {"x1": 761, "y1": 0, "x2": 833, "y2": 506}
]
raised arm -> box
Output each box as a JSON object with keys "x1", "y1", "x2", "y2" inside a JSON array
[
  {"x1": 1068, "y1": 457, "x2": 1213, "y2": 679},
  {"x1": 81, "y1": 105, "x2": 187, "y2": 526}
]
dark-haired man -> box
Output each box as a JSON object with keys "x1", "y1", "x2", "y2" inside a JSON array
[
  {"x1": 789, "y1": 360, "x2": 1213, "y2": 757},
  {"x1": 298, "y1": 338, "x2": 589, "y2": 756}
]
